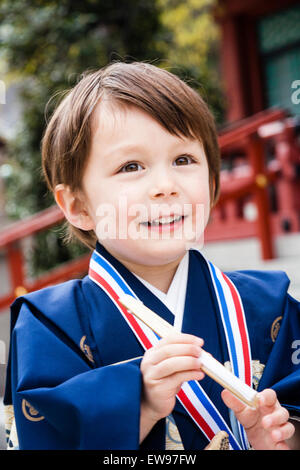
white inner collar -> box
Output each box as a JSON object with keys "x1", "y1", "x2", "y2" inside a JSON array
[{"x1": 134, "y1": 252, "x2": 189, "y2": 331}]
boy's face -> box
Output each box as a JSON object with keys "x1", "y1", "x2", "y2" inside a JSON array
[{"x1": 81, "y1": 103, "x2": 211, "y2": 269}]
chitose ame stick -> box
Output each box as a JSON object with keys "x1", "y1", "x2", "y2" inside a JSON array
[{"x1": 119, "y1": 294, "x2": 258, "y2": 409}]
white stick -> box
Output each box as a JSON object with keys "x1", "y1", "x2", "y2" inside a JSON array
[{"x1": 119, "y1": 294, "x2": 258, "y2": 409}]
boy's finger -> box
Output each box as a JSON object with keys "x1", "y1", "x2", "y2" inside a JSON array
[
  {"x1": 258, "y1": 389, "x2": 278, "y2": 408},
  {"x1": 221, "y1": 389, "x2": 247, "y2": 414},
  {"x1": 221, "y1": 389, "x2": 260, "y2": 430},
  {"x1": 165, "y1": 369, "x2": 205, "y2": 391},
  {"x1": 271, "y1": 422, "x2": 295, "y2": 443},
  {"x1": 159, "y1": 333, "x2": 204, "y2": 347},
  {"x1": 145, "y1": 343, "x2": 203, "y2": 365},
  {"x1": 150, "y1": 355, "x2": 203, "y2": 379},
  {"x1": 274, "y1": 441, "x2": 291, "y2": 451},
  {"x1": 262, "y1": 407, "x2": 290, "y2": 429}
]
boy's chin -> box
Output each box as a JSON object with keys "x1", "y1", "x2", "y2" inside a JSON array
[
  {"x1": 99, "y1": 236, "x2": 203, "y2": 266},
  {"x1": 134, "y1": 238, "x2": 194, "y2": 263},
  {"x1": 143, "y1": 235, "x2": 204, "y2": 250}
]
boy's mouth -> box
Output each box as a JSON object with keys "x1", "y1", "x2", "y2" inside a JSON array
[{"x1": 140, "y1": 214, "x2": 185, "y2": 227}]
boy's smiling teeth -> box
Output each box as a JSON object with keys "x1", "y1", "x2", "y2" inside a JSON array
[{"x1": 142, "y1": 215, "x2": 184, "y2": 226}]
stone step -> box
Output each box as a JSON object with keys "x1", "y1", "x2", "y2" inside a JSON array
[{"x1": 202, "y1": 233, "x2": 300, "y2": 300}]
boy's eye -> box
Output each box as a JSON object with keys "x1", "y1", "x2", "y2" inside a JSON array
[
  {"x1": 119, "y1": 162, "x2": 143, "y2": 173},
  {"x1": 174, "y1": 154, "x2": 195, "y2": 166}
]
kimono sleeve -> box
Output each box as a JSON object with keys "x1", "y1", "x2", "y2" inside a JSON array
[
  {"x1": 258, "y1": 293, "x2": 300, "y2": 417},
  {"x1": 9, "y1": 302, "x2": 142, "y2": 450}
]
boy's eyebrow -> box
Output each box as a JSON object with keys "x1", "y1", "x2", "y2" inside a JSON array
[
  {"x1": 105, "y1": 143, "x2": 149, "y2": 156},
  {"x1": 98, "y1": 143, "x2": 150, "y2": 165},
  {"x1": 102, "y1": 139, "x2": 201, "y2": 160}
]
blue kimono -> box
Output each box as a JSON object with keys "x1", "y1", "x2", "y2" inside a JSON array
[{"x1": 4, "y1": 242, "x2": 300, "y2": 450}]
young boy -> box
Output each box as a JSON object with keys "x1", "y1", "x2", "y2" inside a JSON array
[{"x1": 4, "y1": 62, "x2": 300, "y2": 450}]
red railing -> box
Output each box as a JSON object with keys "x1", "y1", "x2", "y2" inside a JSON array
[
  {"x1": 0, "y1": 207, "x2": 90, "y2": 311},
  {"x1": 205, "y1": 109, "x2": 300, "y2": 254},
  {"x1": 0, "y1": 108, "x2": 299, "y2": 312}
]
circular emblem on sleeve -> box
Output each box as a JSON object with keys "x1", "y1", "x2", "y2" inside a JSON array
[
  {"x1": 22, "y1": 400, "x2": 44, "y2": 422},
  {"x1": 271, "y1": 316, "x2": 282, "y2": 342},
  {"x1": 80, "y1": 336, "x2": 95, "y2": 363}
]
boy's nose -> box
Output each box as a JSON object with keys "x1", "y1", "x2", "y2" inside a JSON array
[
  {"x1": 148, "y1": 173, "x2": 179, "y2": 200},
  {"x1": 149, "y1": 188, "x2": 178, "y2": 199}
]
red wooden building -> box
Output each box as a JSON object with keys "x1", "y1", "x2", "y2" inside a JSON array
[
  {"x1": 215, "y1": 0, "x2": 300, "y2": 122},
  {"x1": 201, "y1": 0, "x2": 300, "y2": 260}
]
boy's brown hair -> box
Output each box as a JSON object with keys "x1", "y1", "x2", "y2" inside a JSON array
[{"x1": 42, "y1": 61, "x2": 221, "y2": 249}]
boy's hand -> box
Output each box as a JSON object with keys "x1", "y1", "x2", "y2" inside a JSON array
[
  {"x1": 140, "y1": 333, "x2": 204, "y2": 428},
  {"x1": 222, "y1": 388, "x2": 295, "y2": 450}
]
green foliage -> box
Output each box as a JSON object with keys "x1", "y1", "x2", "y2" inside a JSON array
[
  {"x1": 157, "y1": 0, "x2": 225, "y2": 124},
  {"x1": 0, "y1": 0, "x2": 163, "y2": 274}
]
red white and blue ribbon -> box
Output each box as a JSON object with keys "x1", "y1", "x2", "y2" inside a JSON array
[
  {"x1": 89, "y1": 249, "x2": 253, "y2": 450},
  {"x1": 206, "y1": 261, "x2": 252, "y2": 449}
]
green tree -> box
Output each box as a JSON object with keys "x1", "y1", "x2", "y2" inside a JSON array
[
  {"x1": 157, "y1": 0, "x2": 224, "y2": 124},
  {"x1": 0, "y1": 0, "x2": 163, "y2": 275}
]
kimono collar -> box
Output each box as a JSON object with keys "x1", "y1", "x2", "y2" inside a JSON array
[
  {"x1": 133, "y1": 252, "x2": 189, "y2": 331},
  {"x1": 92, "y1": 242, "x2": 176, "y2": 326}
]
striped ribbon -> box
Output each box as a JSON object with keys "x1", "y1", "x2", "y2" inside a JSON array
[
  {"x1": 89, "y1": 249, "x2": 253, "y2": 449},
  {"x1": 206, "y1": 261, "x2": 252, "y2": 449}
]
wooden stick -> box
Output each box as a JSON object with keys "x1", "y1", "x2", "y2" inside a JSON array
[{"x1": 119, "y1": 294, "x2": 258, "y2": 409}]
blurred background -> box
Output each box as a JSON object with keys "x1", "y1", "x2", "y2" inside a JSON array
[{"x1": 0, "y1": 0, "x2": 299, "y2": 450}]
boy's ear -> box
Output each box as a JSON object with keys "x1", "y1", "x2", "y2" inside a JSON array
[
  {"x1": 54, "y1": 184, "x2": 94, "y2": 231},
  {"x1": 209, "y1": 178, "x2": 216, "y2": 209}
]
